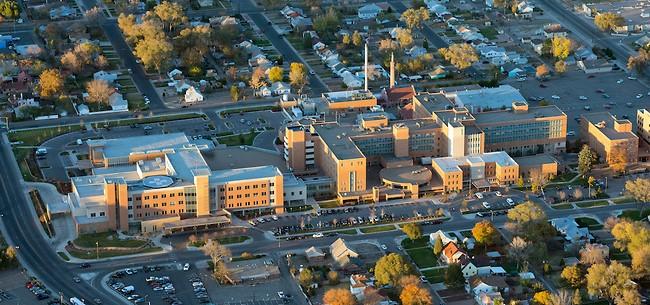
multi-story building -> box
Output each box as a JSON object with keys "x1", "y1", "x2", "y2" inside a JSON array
[
  {"x1": 70, "y1": 133, "x2": 304, "y2": 234},
  {"x1": 636, "y1": 109, "x2": 650, "y2": 144},
  {"x1": 322, "y1": 90, "x2": 377, "y2": 111},
  {"x1": 431, "y1": 152, "x2": 519, "y2": 192},
  {"x1": 580, "y1": 112, "x2": 638, "y2": 164}
]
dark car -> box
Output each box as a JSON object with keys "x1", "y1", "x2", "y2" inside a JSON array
[{"x1": 80, "y1": 263, "x2": 91, "y2": 268}]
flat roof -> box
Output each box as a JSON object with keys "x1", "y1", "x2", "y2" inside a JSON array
[
  {"x1": 380, "y1": 166, "x2": 432, "y2": 185},
  {"x1": 313, "y1": 123, "x2": 365, "y2": 160},
  {"x1": 202, "y1": 146, "x2": 287, "y2": 171},
  {"x1": 473, "y1": 105, "x2": 566, "y2": 125},
  {"x1": 581, "y1": 112, "x2": 638, "y2": 140},
  {"x1": 88, "y1": 133, "x2": 190, "y2": 159},
  {"x1": 210, "y1": 165, "x2": 281, "y2": 185},
  {"x1": 433, "y1": 152, "x2": 517, "y2": 173},
  {"x1": 323, "y1": 90, "x2": 374, "y2": 103},
  {"x1": 414, "y1": 93, "x2": 453, "y2": 115},
  {"x1": 514, "y1": 154, "x2": 558, "y2": 167},
  {"x1": 452, "y1": 85, "x2": 526, "y2": 110},
  {"x1": 433, "y1": 108, "x2": 476, "y2": 125}
]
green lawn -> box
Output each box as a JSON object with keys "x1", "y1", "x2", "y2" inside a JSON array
[
  {"x1": 318, "y1": 200, "x2": 340, "y2": 209},
  {"x1": 67, "y1": 246, "x2": 162, "y2": 259},
  {"x1": 401, "y1": 237, "x2": 429, "y2": 250},
  {"x1": 92, "y1": 113, "x2": 205, "y2": 128},
  {"x1": 574, "y1": 217, "x2": 603, "y2": 230},
  {"x1": 217, "y1": 235, "x2": 250, "y2": 244},
  {"x1": 336, "y1": 229, "x2": 358, "y2": 235},
  {"x1": 459, "y1": 230, "x2": 473, "y2": 239},
  {"x1": 421, "y1": 268, "x2": 446, "y2": 283},
  {"x1": 74, "y1": 232, "x2": 148, "y2": 248},
  {"x1": 551, "y1": 203, "x2": 574, "y2": 210},
  {"x1": 612, "y1": 197, "x2": 635, "y2": 204},
  {"x1": 479, "y1": 27, "x2": 498, "y2": 39},
  {"x1": 406, "y1": 247, "x2": 438, "y2": 268},
  {"x1": 220, "y1": 105, "x2": 280, "y2": 116},
  {"x1": 550, "y1": 172, "x2": 577, "y2": 183},
  {"x1": 576, "y1": 200, "x2": 609, "y2": 208},
  {"x1": 216, "y1": 132, "x2": 260, "y2": 146},
  {"x1": 286, "y1": 205, "x2": 313, "y2": 213},
  {"x1": 231, "y1": 253, "x2": 266, "y2": 262},
  {"x1": 360, "y1": 225, "x2": 396, "y2": 234},
  {"x1": 618, "y1": 209, "x2": 650, "y2": 221},
  {"x1": 57, "y1": 252, "x2": 70, "y2": 261}
]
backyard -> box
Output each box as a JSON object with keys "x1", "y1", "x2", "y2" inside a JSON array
[{"x1": 406, "y1": 247, "x2": 439, "y2": 269}]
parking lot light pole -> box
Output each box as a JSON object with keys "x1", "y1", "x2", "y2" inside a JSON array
[{"x1": 95, "y1": 241, "x2": 99, "y2": 260}]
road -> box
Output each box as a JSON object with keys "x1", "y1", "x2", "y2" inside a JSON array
[
  {"x1": 536, "y1": 0, "x2": 632, "y2": 70},
  {"x1": 0, "y1": 133, "x2": 126, "y2": 305}
]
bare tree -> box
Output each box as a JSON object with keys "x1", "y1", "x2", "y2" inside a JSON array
[
  {"x1": 201, "y1": 239, "x2": 231, "y2": 274},
  {"x1": 579, "y1": 243, "x2": 607, "y2": 266},
  {"x1": 558, "y1": 191, "x2": 567, "y2": 202},
  {"x1": 550, "y1": 290, "x2": 573, "y2": 305},
  {"x1": 573, "y1": 188, "x2": 583, "y2": 200},
  {"x1": 508, "y1": 236, "x2": 531, "y2": 271}
]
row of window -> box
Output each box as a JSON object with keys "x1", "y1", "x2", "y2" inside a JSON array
[
  {"x1": 129, "y1": 192, "x2": 194, "y2": 202},
  {"x1": 128, "y1": 201, "x2": 185, "y2": 210},
  {"x1": 89, "y1": 212, "x2": 106, "y2": 218},
  {"x1": 227, "y1": 200, "x2": 269, "y2": 207},
  {"x1": 134, "y1": 209, "x2": 184, "y2": 218},
  {"x1": 221, "y1": 183, "x2": 274, "y2": 192}
]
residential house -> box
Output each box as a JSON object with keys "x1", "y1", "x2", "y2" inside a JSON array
[
  {"x1": 341, "y1": 71, "x2": 363, "y2": 88},
  {"x1": 197, "y1": 0, "x2": 213, "y2": 8},
  {"x1": 258, "y1": 86, "x2": 272, "y2": 97},
  {"x1": 184, "y1": 86, "x2": 204, "y2": 104},
  {"x1": 271, "y1": 82, "x2": 291, "y2": 96},
  {"x1": 349, "y1": 274, "x2": 371, "y2": 300},
  {"x1": 515, "y1": 1, "x2": 535, "y2": 18},
  {"x1": 93, "y1": 71, "x2": 118, "y2": 84},
  {"x1": 636, "y1": 35, "x2": 650, "y2": 48},
  {"x1": 15, "y1": 45, "x2": 42, "y2": 57},
  {"x1": 209, "y1": 16, "x2": 239, "y2": 27},
  {"x1": 574, "y1": 47, "x2": 597, "y2": 61},
  {"x1": 13, "y1": 96, "x2": 39, "y2": 119},
  {"x1": 290, "y1": 16, "x2": 313, "y2": 30},
  {"x1": 406, "y1": 46, "x2": 427, "y2": 58},
  {"x1": 466, "y1": 276, "x2": 509, "y2": 299},
  {"x1": 440, "y1": 242, "x2": 468, "y2": 264},
  {"x1": 305, "y1": 246, "x2": 326, "y2": 263},
  {"x1": 330, "y1": 238, "x2": 360, "y2": 267},
  {"x1": 108, "y1": 92, "x2": 128, "y2": 111},
  {"x1": 429, "y1": 230, "x2": 458, "y2": 246},
  {"x1": 49, "y1": 5, "x2": 76, "y2": 20},
  {"x1": 550, "y1": 217, "x2": 592, "y2": 244},
  {"x1": 428, "y1": 66, "x2": 448, "y2": 80},
  {"x1": 530, "y1": 39, "x2": 545, "y2": 55},
  {"x1": 77, "y1": 104, "x2": 90, "y2": 115},
  {"x1": 358, "y1": 3, "x2": 382, "y2": 20},
  {"x1": 543, "y1": 24, "x2": 568, "y2": 38},
  {"x1": 579, "y1": 243, "x2": 609, "y2": 261},
  {"x1": 577, "y1": 59, "x2": 613, "y2": 74},
  {"x1": 476, "y1": 44, "x2": 508, "y2": 65},
  {"x1": 280, "y1": 6, "x2": 304, "y2": 19}
]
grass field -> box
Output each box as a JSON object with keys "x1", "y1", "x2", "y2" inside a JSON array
[
  {"x1": 611, "y1": 197, "x2": 635, "y2": 204},
  {"x1": 216, "y1": 131, "x2": 260, "y2": 146},
  {"x1": 575, "y1": 200, "x2": 609, "y2": 208},
  {"x1": 618, "y1": 209, "x2": 650, "y2": 221},
  {"x1": 220, "y1": 105, "x2": 280, "y2": 116},
  {"x1": 401, "y1": 237, "x2": 429, "y2": 249},
  {"x1": 92, "y1": 113, "x2": 205, "y2": 128},
  {"x1": 360, "y1": 225, "x2": 395, "y2": 234},
  {"x1": 285, "y1": 205, "x2": 313, "y2": 213},
  {"x1": 336, "y1": 229, "x2": 358, "y2": 235},
  {"x1": 74, "y1": 232, "x2": 148, "y2": 248},
  {"x1": 231, "y1": 253, "x2": 266, "y2": 262},
  {"x1": 574, "y1": 217, "x2": 603, "y2": 230},
  {"x1": 57, "y1": 252, "x2": 70, "y2": 261},
  {"x1": 551, "y1": 203, "x2": 574, "y2": 210},
  {"x1": 67, "y1": 246, "x2": 161, "y2": 259},
  {"x1": 421, "y1": 268, "x2": 446, "y2": 283},
  {"x1": 217, "y1": 236, "x2": 250, "y2": 244},
  {"x1": 318, "y1": 200, "x2": 340, "y2": 209},
  {"x1": 406, "y1": 247, "x2": 438, "y2": 268}
]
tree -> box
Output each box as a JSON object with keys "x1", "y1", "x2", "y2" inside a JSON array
[
  {"x1": 0, "y1": 0, "x2": 20, "y2": 19},
  {"x1": 551, "y1": 290, "x2": 574, "y2": 305},
  {"x1": 352, "y1": 31, "x2": 363, "y2": 47},
  {"x1": 38, "y1": 69, "x2": 64, "y2": 99},
  {"x1": 432, "y1": 235, "x2": 443, "y2": 255},
  {"x1": 289, "y1": 62, "x2": 308, "y2": 93},
  {"x1": 586, "y1": 262, "x2": 639, "y2": 304},
  {"x1": 226, "y1": 66, "x2": 237, "y2": 82},
  {"x1": 323, "y1": 288, "x2": 356, "y2": 305},
  {"x1": 327, "y1": 270, "x2": 339, "y2": 285},
  {"x1": 400, "y1": 284, "x2": 432, "y2": 305},
  {"x1": 610, "y1": 220, "x2": 650, "y2": 254},
  {"x1": 578, "y1": 145, "x2": 596, "y2": 176},
  {"x1": 507, "y1": 201, "x2": 555, "y2": 241},
  {"x1": 579, "y1": 243, "x2": 607, "y2": 266},
  {"x1": 627, "y1": 49, "x2": 650, "y2": 73},
  {"x1": 561, "y1": 265, "x2": 583, "y2": 288},
  {"x1": 631, "y1": 246, "x2": 650, "y2": 278},
  {"x1": 508, "y1": 236, "x2": 531, "y2": 271},
  {"x1": 374, "y1": 253, "x2": 415, "y2": 286},
  {"x1": 342, "y1": 34, "x2": 351, "y2": 45},
  {"x1": 85, "y1": 80, "x2": 114, "y2": 105},
  {"x1": 594, "y1": 13, "x2": 624, "y2": 32},
  {"x1": 378, "y1": 38, "x2": 399, "y2": 54},
  {"x1": 551, "y1": 37, "x2": 574, "y2": 60},
  {"x1": 249, "y1": 67, "x2": 267, "y2": 93},
  {"x1": 230, "y1": 85, "x2": 241, "y2": 102},
  {"x1": 313, "y1": 7, "x2": 340, "y2": 40},
  {"x1": 609, "y1": 147, "x2": 627, "y2": 174},
  {"x1": 154, "y1": 1, "x2": 187, "y2": 32},
  {"x1": 175, "y1": 25, "x2": 212, "y2": 67},
  {"x1": 395, "y1": 28, "x2": 414, "y2": 48},
  {"x1": 555, "y1": 61, "x2": 567, "y2": 74},
  {"x1": 268, "y1": 66, "x2": 284, "y2": 83},
  {"x1": 444, "y1": 263, "x2": 465, "y2": 288},
  {"x1": 573, "y1": 289, "x2": 582, "y2": 305},
  {"x1": 533, "y1": 291, "x2": 554, "y2": 305},
  {"x1": 299, "y1": 268, "x2": 315, "y2": 287},
  {"x1": 472, "y1": 220, "x2": 499, "y2": 249},
  {"x1": 401, "y1": 7, "x2": 430, "y2": 30},
  {"x1": 201, "y1": 239, "x2": 230, "y2": 278},
  {"x1": 402, "y1": 223, "x2": 422, "y2": 241},
  {"x1": 398, "y1": 275, "x2": 421, "y2": 290},
  {"x1": 517, "y1": 176, "x2": 524, "y2": 188},
  {"x1": 135, "y1": 34, "x2": 173, "y2": 74},
  {"x1": 118, "y1": 13, "x2": 139, "y2": 43},
  {"x1": 536, "y1": 64, "x2": 550, "y2": 79},
  {"x1": 439, "y1": 43, "x2": 479, "y2": 70}
]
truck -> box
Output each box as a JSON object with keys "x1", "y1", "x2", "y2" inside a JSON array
[{"x1": 69, "y1": 297, "x2": 86, "y2": 305}]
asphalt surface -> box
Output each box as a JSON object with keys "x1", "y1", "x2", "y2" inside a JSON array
[{"x1": 0, "y1": 133, "x2": 126, "y2": 305}]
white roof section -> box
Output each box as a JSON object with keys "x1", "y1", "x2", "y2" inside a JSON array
[
  {"x1": 210, "y1": 165, "x2": 281, "y2": 185},
  {"x1": 433, "y1": 152, "x2": 517, "y2": 173},
  {"x1": 449, "y1": 85, "x2": 525, "y2": 110},
  {"x1": 88, "y1": 133, "x2": 191, "y2": 159}
]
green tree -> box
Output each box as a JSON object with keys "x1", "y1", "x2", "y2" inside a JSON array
[
  {"x1": 327, "y1": 270, "x2": 339, "y2": 285},
  {"x1": 551, "y1": 37, "x2": 574, "y2": 60},
  {"x1": 313, "y1": 7, "x2": 340, "y2": 40},
  {"x1": 400, "y1": 284, "x2": 432, "y2": 305},
  {"x1": 560, "y1": 265, "x2": 583, "y2": 288},
  {"x1": 249, "y1": 66, "x2": 267, "y2": 93},
  {"x1": 0, "y1": 0, "x2": 20, "y2": 19},
  {"x1": 578, "y1": 145, "x2": 597, "y2": 176},
  {"x1": 533, "y1": 291, "x2": 553, "y2": 305},
  {"x1": 38, "y1": 69, "x2": 64, "y2": 99},
  {"x1": 374, "y1": 253, "x2": 415, "y2": 287},
  {"x1": 289, "y1": 62, "x2": 308, "y2": 93},
  {"x1": 230, "y1": 85, "x2": 241, "y2": 102},
  {"x1": 439, "y1": 43, "x2": 478, "y2": 70},
  {"x1": 395, "y1": 28, "x2": 414, "y2": 48},
  {"x1": 154, "y1": 1, "x2": 187, "y2": 32},
  {"x1": 432, "y1": 235, "x2": 443, "y2": 256},
  {"x1": 506, "y1": 201, "x2": 555, "y2": 241},
  {"x1": 268, "y1": 66, "x2": 284, "y2": 83},
  {"x1": 594, "y1": 13, "x2": 624, "y2": 32},
  {"x1": 352, "y1": 31, "x2": 363, "y2": 47},
  {"x1": 299, "y1": 268, "x2": 315, "y2": 287},
  {"x1": 401, "y1": 7, "x2": 430, "y2": 30},
  {"x1": 175, "y1": 25, "x2": 212, "y2": 68},
  {"x1": 472, "y1": 220, "x2": 499, "y2": 248},
  {"x1": 118, "y1": 13, "x2": 139, "y2": 43},
  {"x1": 402, "y1": 222, "x2": 422, "y2": 241},
  {"x1": 135, "y1": 33, "x2": 173, "y2": 74},
  {"x1": 444, "y1": 263, "x2": 465, "y2": 288}
]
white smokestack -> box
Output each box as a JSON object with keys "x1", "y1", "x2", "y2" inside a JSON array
[
  {"x1": 364, "y1": 43, "x2": 368, "y2": 92},
  {"x1": 390, "y1": 52, "x2": 395, "y2": 89}
]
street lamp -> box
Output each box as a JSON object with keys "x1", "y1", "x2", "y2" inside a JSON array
[{"x1": 95, "y1": 241, "x2": 99, "y2": 260}]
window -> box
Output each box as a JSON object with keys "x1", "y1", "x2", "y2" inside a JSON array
[
  {"x1": 100, "y1": 212, "x2": 105, "y2": 217},
  {"x1": 220, "y1": 196, "x2": 225, "y2": 200},
  {"x1": 228, "y1": 187, "x2": 233, "y2": 191},
  {"x1": 245, "y1": 185, "x2": 250, "y2": 190},
  {"x1": 136, "y1": 205, "x2": 141, "y2": 209},
  {"x1": 178, "y1": 192, "x2": 184, "y2": 196},
  {"x1": 179, "y1": 201, "x2": 184, "y2": 205},
  {"x1": 161, "y1": 194, "x2": 166, "y2": 198},
  {"x1": 245, "y1": 194, "x2": 250, "y2": 198},
  {"x1": 162, "y1": 203, "x2": 167, "y2": 207},
  {"x1": 153, "y1": 203, "x2": 159, "y2": 208},
  {"x1": 128, "y1": 197, "x2": 132, "y2": 201},
  {"x1": 237, "y1": 194, "x2": 242, "y2": 198},
  {"x1": 144, "y1": 196, "x2": 150, "y2": 200},
  {"x1": 170, "y1": 202, "x2": 175, "y2": 206},
  {"x1": 144, "y1": 204, "x2": 150, "y2": 208},
  {"x1": 170, "y1": 193, "x2": 175, "y2": 198},
  {"x1": 270, "y1": 183, "x2": 274, "y2": 186},
  {"x1": 90, "y1": 213, "x2": 96, "y2": 217},
  {"x1": 228, "y1": 195, "x2": 233, "y2": 199},
  {"x1": 153, "y1": 195, "x2": 158, "y2": 199},
  {"x1": 135, "y1": 196, "x2": 141, "y2": 201}
]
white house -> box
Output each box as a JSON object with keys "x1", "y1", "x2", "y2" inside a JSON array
[
  {"x1": 77, "y1": 104, "x2": 90, "y2": 115},
  {"x1": 358, "y1": 4, "x2": 382, "y2": 20},
  {"x1": 406, "y1": 46, "x2": 427, "y2": 58},
  {"x1": 184, "y1": 86, "x2": 204, "y2": 104},
  {"x1": 259, "y1": 86, "x2": 272, "y2": 97},
  {"x1": 466, "y1": 276, "x2": 508, "y2": 296},
  {"x1": 341, "y1": 71, "x2": 362, "y2": 88},
  {"x1": 271, "y1": 82, "x2": 291, "y2": 95},
  {"x1": 108, "y1": 92, "x2": 128, "y2": 111},
  {"x1": 461, "y1": 261, "x2": 479, "y2": 278},
  {"x1": 168, "y1": 68, "x2": 183, "y2": 80},
  {"x1": 349, "y1": 274, "x2": 371, "y2": 300},
  {"x1": 429, "y1": 230, "x2": 458, "y2": 246},
  {"x1": 93, "y1": 71, "x2": 118, "y2": 84},
  {"x1": 550, "y1": 218, "x2": 592, "y2": 242}
]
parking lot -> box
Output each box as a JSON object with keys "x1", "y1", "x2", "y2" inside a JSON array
[
  {"x1": 216, "y1": 110, "x2": 289, "y2": 135},
  {"x1": 461, "y1": 190, "x2": 525, "y2": 215},
  {"x1": 108, "y1": 263, "x2": 214, "y2": 305},
  {"x1": 507, "y1": 68, "x2": 650, "y2": 134}
]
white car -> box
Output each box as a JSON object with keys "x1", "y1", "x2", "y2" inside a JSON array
[
  {"x1": 637, "y1": 94, "x2": 644, "y2": 99},
  {"x1": 380, "y1": 244, "x2": 388, "y2": 250},
  {"x1": 272, "y1": 215, "x2": 278, "y2": 221},
  {"x1": 475, "y1": 192, "x2": 483, "y2": 199},
  {"x1": 628, "y1": 76, "x2": 637, "y2": 80},
  {"x1": 617, "y1": 79, "x2": 624, "y2": 84},
  {"x1": 579, "y1": 96, "x2": 588, "y2": 100},
  {"x1": 495, "y1": 191, "x2": 502, "y2": 197},
  {"x1": 278, "y1": 292, "x2": 285, "y2": 299},
  {"x1": 551, "y1": 95, "x2": 560, "y2": 99},
  {"x1": 506, "y1": 198, "x2": 515, "y2": 206},
  {"x1": 567, "y1": 131, "x2": 575, "y2": 136},
  {"x1": 183, "y1": 263, "x2": 190, "y2": 271},
  {"x1": 584, "y1": 105, "x2": 591, "y2": 110},
  {"x1": 312, "y1": 232, "x2": 324, "y2": 238},
  {"x1": 482, "y1": 201, "x2": 491, "y2": 209}
]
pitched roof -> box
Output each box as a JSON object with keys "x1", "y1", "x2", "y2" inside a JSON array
[
  {"x1": 441, "y1": 242, "x2": 463, "y2": 259},
  {"x1": 469, "y1": 276, "x2": 508, "y2": 289},
  {"x1": 305, "y1": 246, "x2": 325, "y2": 258}
]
